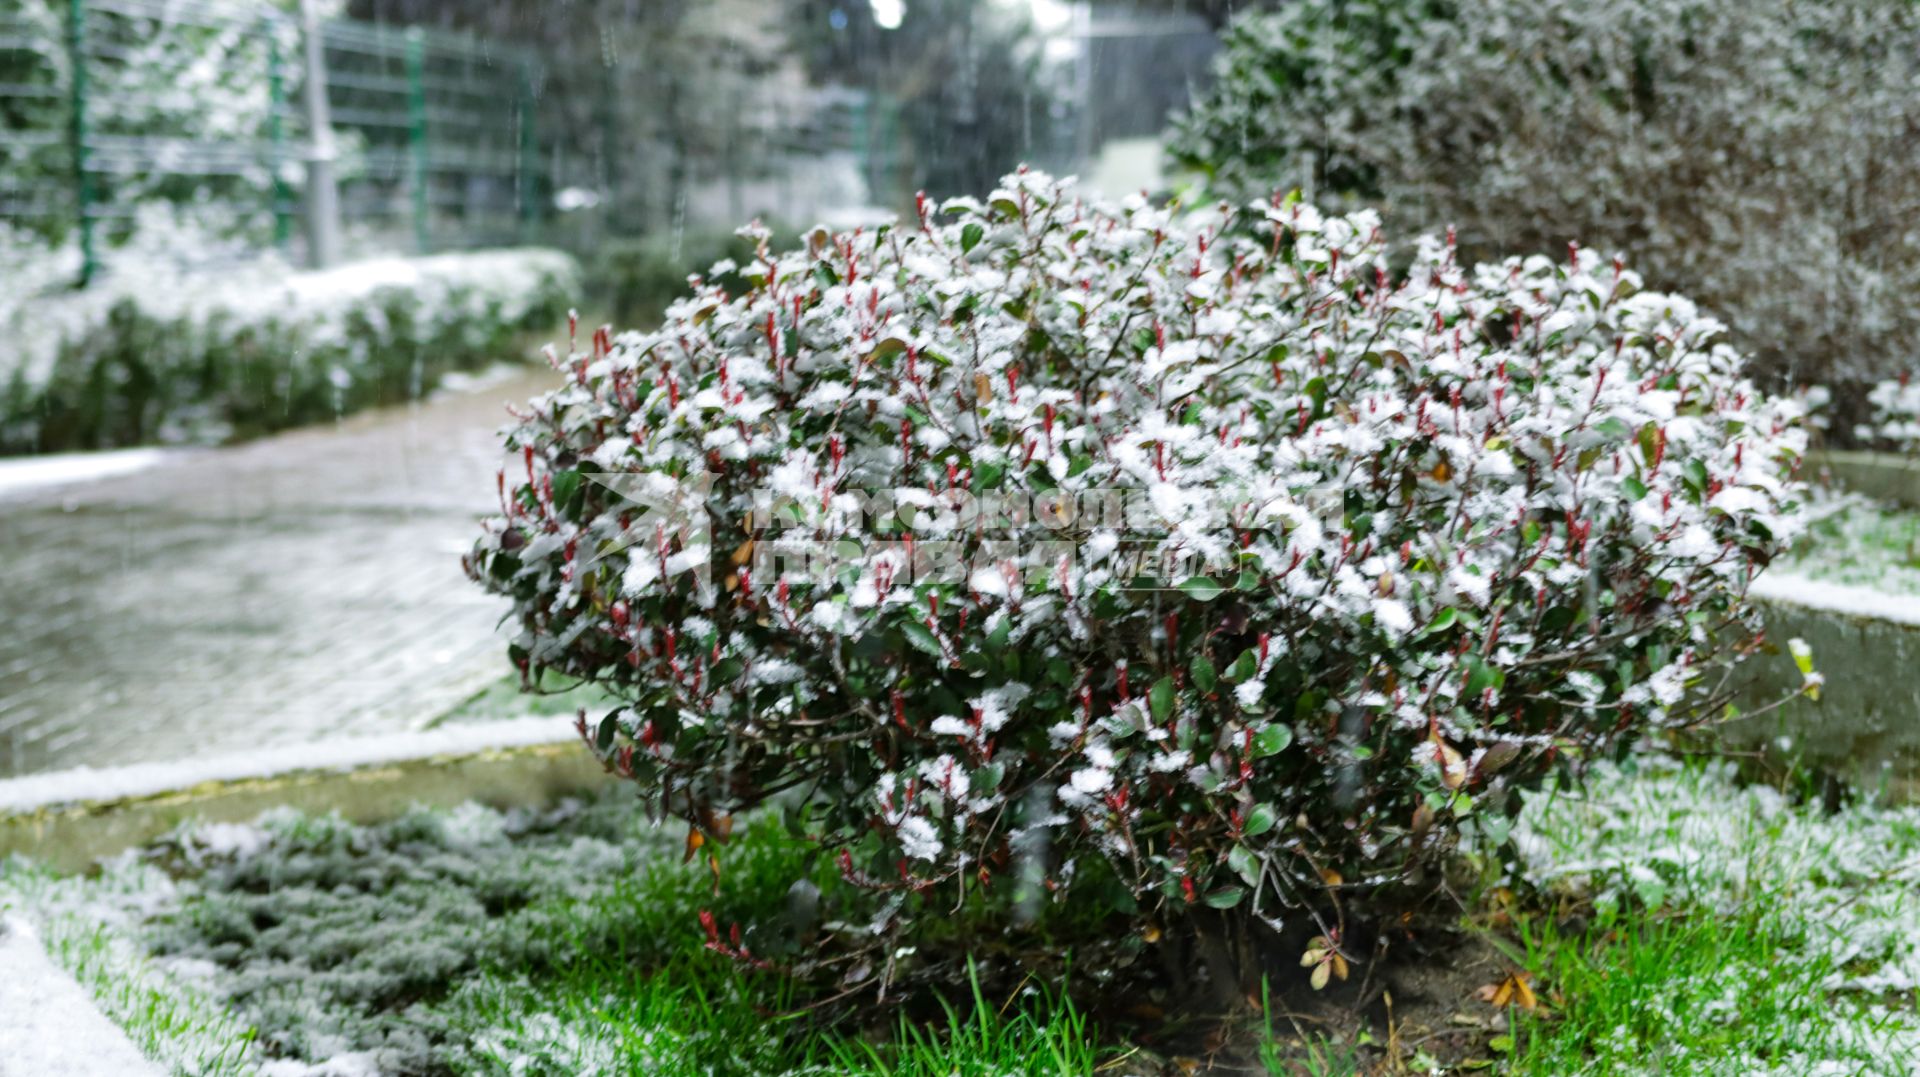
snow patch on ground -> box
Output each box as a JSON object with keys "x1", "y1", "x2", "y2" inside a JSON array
[
  {"x1": 1751, "y1": 571, "x2": 1920, "y2": 625},
  {"x1": 0, "y1": 447, "x2": 177, "y2": 502},
  {"x1": 1774, "y1": 495, "x2": 1920, "y2": 595},
  {"x1": 259, "y1": 1052, "x2": 387, "y2": 1076},
  {"x1": 0, "y1": 716, "x2": 576, "y2": 813},
  {"x1": 0, "y1": 854, "x2": 258, "y2": 1074},
  {"x1": 0, "y1": 916, "x2": 163, "y2": 1077},
  {"x1": 1510, "y1": 756, "x2": 1920, "y2": 1068}
]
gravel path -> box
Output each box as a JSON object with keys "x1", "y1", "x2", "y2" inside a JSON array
[{"x1": 0, "y1": 372, "x2": 552, "y2": 778}]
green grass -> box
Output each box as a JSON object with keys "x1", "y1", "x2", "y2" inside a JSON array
[
  {"x1": 9, "y1": 755, "x2": 1920, "y2": 1075},
  {"x1": 825, "y1": 966, "x2": 1106, "y2": 1077},
  {"x1": 1493, "y1": 755, "x2": 1920, "y2": 1075},
  {"x1": 432, "y1": 671, "x2": 620, "y2": 726},
  {"x1": 1779, "y1": 497, "x2": 1920, "y2": 593},
  {"x1": 1504, "y1": 904, "x2": 1893, "y2": 1074},
  {"x1": 0, "y1": 857, "x2": 260, "y2": 1076}
]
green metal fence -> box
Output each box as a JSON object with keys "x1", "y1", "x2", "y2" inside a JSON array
[
  {"x1": 321, "y1": 16, "x2": 543, "y2": 254},
  {"x1": 0, "y1": 0, "x2": 546, "y2": 285}
]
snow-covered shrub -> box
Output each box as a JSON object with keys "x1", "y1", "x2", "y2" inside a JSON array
[
  {"x1": 467, "y1": 171, "x2": 1808, "y2": 978},
  {"x1": 1857, "y1": 375, "x2": 1920, "y2": 454},
  {"x1": 1169, "y1": 0, "x2": 1920, "y2": 402},
  {"x1": 0, "y1": 247, "x2": 578, "y2": 452}
]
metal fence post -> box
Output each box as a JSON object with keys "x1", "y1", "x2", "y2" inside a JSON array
[
  {"x1": 405, "y1": 27, "x2": 428, "y2": 253},
  {"x1": 517, "y1": 56, "x2": 538, "y2": 237},
  {"x1": 299, "y1": 0, "x2": 341, "y2": 268},
  {"x1": 64, "y1": 0, "x2": 97, "y2": 287},
  {"x1": 267, "y1": 28, "x2": 291, "y2": 251}
]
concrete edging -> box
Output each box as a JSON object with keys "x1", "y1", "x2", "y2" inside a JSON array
[
  {"x1": 0, "y1": 724, "x2": 616, "y2": 872},
  {"x1": 1730, "y1": 590, "x2": 1920, "y2": 801},
  {"x1": 1812, "y1": 449, "x2": 1920, "y2": 510}
]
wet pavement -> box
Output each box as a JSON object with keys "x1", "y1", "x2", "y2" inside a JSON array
[{"x1": 0, "y1": 371, "x2": 556, "y2": 778}]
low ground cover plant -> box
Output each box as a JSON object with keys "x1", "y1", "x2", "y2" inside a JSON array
[{"x1": 467, "y1": 169, "x2": 1811, "y2": 1000}]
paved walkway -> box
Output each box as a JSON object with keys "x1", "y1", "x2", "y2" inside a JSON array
[{"x1": 0, "y1": 372, "x2": 556, "y2": 778}]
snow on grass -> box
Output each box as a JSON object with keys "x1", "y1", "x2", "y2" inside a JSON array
[
  {"x1": 0, "y1": 447, "x2": 179, "y2": 502},
  {"x1": 0, "y1": 915, "x2": 164, "y2": 1077},
  {"x1": 0, "y1": 856, "x2": 259, "y2": 1075},
  {"x1": 8, "y1": 754, "x2": 1919, "y2": 1074},
  {"x1": 0, "y1": 716, "x2": 575, "y2": 813},
  {"x1": 1503, "y1": 754, "x2": 1920, "y2": 1072},
  {"x1": 1775, "y1": 496, "x2": 1920, "y2": 597}
]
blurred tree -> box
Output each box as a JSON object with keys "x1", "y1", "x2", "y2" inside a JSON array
[
  {"x1": 1171, "y1": 0, "x2": 1920, "y2": 407},
  {"x1": 783, "y1": 0, "x2": 1059, "y2": 205},
  {"x1": 349, "y1": 0, "x2": 807, "y2": 233}
]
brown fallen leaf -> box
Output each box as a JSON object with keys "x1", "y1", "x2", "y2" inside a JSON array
[{"x1": 1477, "y1": 970, "x2": 1539, "y2": 1011}]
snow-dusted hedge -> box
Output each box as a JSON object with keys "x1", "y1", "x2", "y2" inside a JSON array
[
  {"x1": 1169, "y1": 0, "x2": 1920, "y2": 399},
  {"x1": 0, "y1": 245, "x2": 578, "y2": 452},
  {"x1": 467, "y1": 171, "x2": 1808, "y2": 978},
  {"x1": 1858, "y1": 375, "x2": 1920, "y2": 454}
]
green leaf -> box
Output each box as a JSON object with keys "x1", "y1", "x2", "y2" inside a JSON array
[
  {"x1": 1225, "y1": 649, "x2": 1260, "y2": 683},
  {"x1": 971, "y1": 763, "x2": 1003, "y2": 797},
  {"x1": 1191, "y1": 655, "x2": 1218, "y2": 694},
  {"x1": 1149, "y1": 676, "x2": 1177, "y2": 722},
  {"x1": 1638, "y1": 422, "x2": 1661, "y2": 463},
  {"x1": 902, "y1": 622, "x2": 944, "y2": 659},
  {"x1": 1243, "y1": 803, "x2": 1278, "y2": 837},
  {"x1": 1463, "y1": 655, "x2": 1502, "y2": 700},
  {"x1": 1684, "y1": 459, "x2": 1710, "y2": 496},
  {"x1": 1204, "y1": 886, "x2": 1247, "y2": 909},
  {"x1": 550, "y1": 469, "x2": 583, "y2": 515},
  {"x1": 709, "y1": 657, "x2": 744, "y2": 687},
  {"x1": 1178, "y1": 577, "x2": 1224, "y2": 603},
  {"x1": 595, "y1": 714, "x2": 619, "y2": 753},
  {"x1": 1622, "y1": 475, "x2": 1649, "y2": 501},
  {"x1": 1594, "y1": 416, "x2": 1633, "y2": 443},
  {"x1": 1228, "y1": 844, "x2": 1260, "y2": 884},
  {"x1": 985, "y1": 619, "x2": 1012, "y2": 653},
  {"x1": 1419, "y1": 607, "x2": 1458, "y2": 637},
  {"x1": 1252, "y1": 723, "x2": 1293, "y2": 758},
  {"x1": 961, "y1": 222, "x2": 985, "y2": 254},
  {"x1": 1304, "y1": 376, "x2": 1329, "y2": 420}
]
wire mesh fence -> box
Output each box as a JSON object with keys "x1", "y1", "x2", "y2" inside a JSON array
[
  {"x1": 0, "y1": 0, "x2": 548, "y2": 284},
  {"x1": 2, "y1": 0, "x2": 1219, "y2": 292}
]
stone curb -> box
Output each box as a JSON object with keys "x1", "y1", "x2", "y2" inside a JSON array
[
  {"x1": 1813, "y1": 449, "x2": 1920, "y2": 510},
  {"x1": 1, "y1": 735, "x2": 615, "y2": 873},
  {"x1": 1731, "y1": 592, "x2": 1920, "y2": 802}
]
